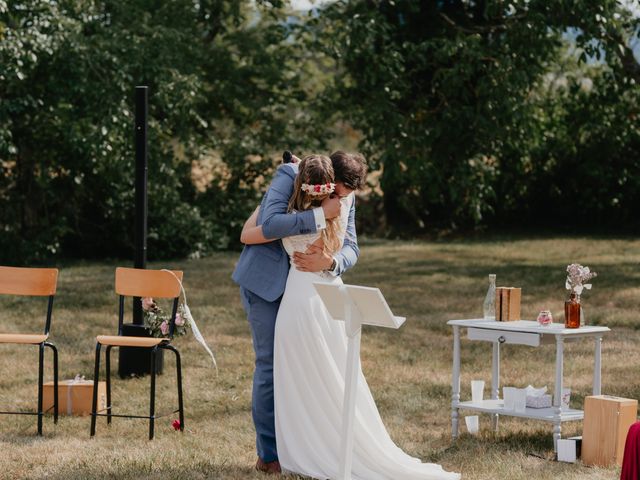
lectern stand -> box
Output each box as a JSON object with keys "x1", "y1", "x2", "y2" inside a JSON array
[{"x1": 313, "y1": 283, "x2": 406, "y2": 480}]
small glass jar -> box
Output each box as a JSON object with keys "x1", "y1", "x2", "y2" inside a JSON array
[{"x1": 537, "y1": 310, "x2": 553, "y2": 326}]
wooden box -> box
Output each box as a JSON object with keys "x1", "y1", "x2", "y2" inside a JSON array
[
  {"x1": 582, "y1": 395, "x2": 638, "y2": 467},
  {"x1": 43, "y1": 379, "x2": 107, "y2": 416},
  {"x1": 495, "y1": 287, "x2": 521, "y2": 321}
]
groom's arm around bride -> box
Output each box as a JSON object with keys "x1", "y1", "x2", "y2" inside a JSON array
[
  {"x1": 291, "y1": 152, "x2": 363, "y2": 276},
  {"x1": 232, "y1": 158, "x2": 342, "y2": 302},
  {"x1": 231, "y1": 151, "x2": 367, "y2": 473}
]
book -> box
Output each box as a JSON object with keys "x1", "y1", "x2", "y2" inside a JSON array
[
  {"x1": 508, "y1": 287, "x2": 521, "y2": 320},
  {"x1": 495, "y1": 287, "x2": 521, "y2": 321},
  {"x1": 500, "y1": 287, "x2": 510, "y2": 322}
]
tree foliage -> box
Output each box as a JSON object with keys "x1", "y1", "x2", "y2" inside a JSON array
[
  {"x1": 0, "y1": 0, "x2": 314, "y2": 262},
  {"x1": 309, "y1": 0, "x2": 640, "y2": 231},
  {"x1": 2, "y1": 0, "x2": 640, "y2": 263}
]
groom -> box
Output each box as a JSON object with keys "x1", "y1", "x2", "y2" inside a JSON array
[{"x1": 232, "y1": 151, "x2": 367, "y2": 474}]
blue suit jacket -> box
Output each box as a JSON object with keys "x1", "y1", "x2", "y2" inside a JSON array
[{"x1": 232, "y1": 163, "x2": 359, "y2": 302}]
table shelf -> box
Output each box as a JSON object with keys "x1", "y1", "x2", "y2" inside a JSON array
[
  {"x1": 456, "y1": 399, "x2": 584, "y2": 422},
  {"x1": 449, "y1": 318, "x2": 610, "y2": 453}
]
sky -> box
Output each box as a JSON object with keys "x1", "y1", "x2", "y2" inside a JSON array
[
  {"x1": 289, "y1": 0, "x2": 332, "y2": 11},
  {"x1": 289, "y1": 0, "x2": 640, "y2": 59},
  {"x1": 291, "y1": 0, "x2": 640, "y2": 16}
]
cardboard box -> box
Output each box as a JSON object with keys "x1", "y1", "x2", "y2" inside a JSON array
[
  {"x1": 43, "y1": 379, "x2": 107, "y2": 416},
  {"x1": 582, "y1": 395, "x2": 638, "y2": 467},
  {"x1": 495, "y1": 287, "x2": 521, "y2": 321}
]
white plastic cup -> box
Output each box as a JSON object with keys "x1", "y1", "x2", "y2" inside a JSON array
[
  {"x1": 465, "y1": 415, "x2": 479, "y2": 434},
  {"x1": 561, "y1": 388, "x2": 571, "y2": 410},
  {"x1": 471, "y1": 380, "x2": 485, "y2": 403},
  {"x1": 514, "y1": 388, "x2": 527, "y2": 413},
  {"x1": 503, "y1": 387, "x2": 516, "y2": 411}
]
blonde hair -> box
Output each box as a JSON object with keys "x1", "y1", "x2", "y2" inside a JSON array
[{"x1": 288, "y1": 155, "x2": 342, "y2": 255}]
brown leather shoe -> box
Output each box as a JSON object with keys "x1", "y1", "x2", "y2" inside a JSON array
[{"x1": 255, "y1": 458, "x2": 281, "y2": 474}]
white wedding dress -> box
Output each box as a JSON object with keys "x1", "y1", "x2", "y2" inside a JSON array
[{"x1": 273, "y1": 194, "x2": 460, "y2": 480}]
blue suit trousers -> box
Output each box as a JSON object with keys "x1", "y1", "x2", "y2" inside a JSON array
[{"x1": 240, "y1": 286, "x2": 281, "y2": 463}]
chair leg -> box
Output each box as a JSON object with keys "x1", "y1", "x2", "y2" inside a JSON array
[
  {"x1": 149, "y1": 346, "x2": 158, "y2": 440},
  {"x1": 164, "y1": 345, "x2": 185, "y2": 432},
  {"x1": 45, "y1": 342, "x2": 59, "y2": 424},
  {"x1": 105, "y1": 346, "x2": 112, "y2": 425},
  {"x1": 37, "y1": 343, "x2": 45, "y2": 435},
  {"x1": 90, "y1": 342, "x2": 102, "y2": 437}
]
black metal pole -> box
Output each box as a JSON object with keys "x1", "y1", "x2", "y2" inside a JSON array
[
  {"x1": 133, "y1": 85, "x2": 148, "y2": 325},
  {"x1": 119, "y1": 86, "x2": 162, "y2": 377}
]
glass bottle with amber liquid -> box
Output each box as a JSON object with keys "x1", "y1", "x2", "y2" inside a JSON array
[{"x1": 564, "y1": 292, "x2": 580, "y2": 329}]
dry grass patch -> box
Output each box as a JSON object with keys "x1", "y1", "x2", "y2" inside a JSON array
[{"x1": 0, "y1": 237, "x2": 638, "y2": 479}]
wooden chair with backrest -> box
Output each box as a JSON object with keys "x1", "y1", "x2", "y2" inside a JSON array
[
  {"x1": 90, "y1": 267, "x2": 185, "y2": 440},
  {"x1": 0, "y1": 266, "x2": 59, "y2": 434}
]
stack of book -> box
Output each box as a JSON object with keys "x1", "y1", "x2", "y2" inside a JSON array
[{"x1": 495, "y1": 287, "x2": 521, "y2": 321}]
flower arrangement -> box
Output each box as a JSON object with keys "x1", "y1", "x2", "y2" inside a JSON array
[
  {"x1": 565, "y1": 263, "x2": 597, "y2": 297},
  {"x1": 142, "y1": 297, "x2": 190, "y2": 338},
  {"x1": 301, "y1": 182, "x2": 335, "y2": 196}
]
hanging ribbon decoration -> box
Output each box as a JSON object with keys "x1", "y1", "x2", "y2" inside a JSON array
[{"x1": 162, "y1": 269, "x2": 218, "y2": 375}]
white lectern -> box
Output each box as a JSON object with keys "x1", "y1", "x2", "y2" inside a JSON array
[{"x1": 313, "y1": 283, "x2": 406, "y2": 480}]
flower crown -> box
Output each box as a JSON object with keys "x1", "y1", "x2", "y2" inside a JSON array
[{"x1": 301, "y1": 182, "x2": 335, "y2": 196}]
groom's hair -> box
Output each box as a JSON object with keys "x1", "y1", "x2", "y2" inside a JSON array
[{"x1": 330, "y1": 151, "x2": 368, "y2": 190}]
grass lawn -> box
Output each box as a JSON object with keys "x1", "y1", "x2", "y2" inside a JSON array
[{"x1": 0, "y1": 237, "x2": 638, "y2": 479}]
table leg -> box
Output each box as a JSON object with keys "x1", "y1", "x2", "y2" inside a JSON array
[
  {"x1": 452, "y1": 326, "x2": 461, "y2": 440},
  {"x1": 491, "y1": 341, "x2": 500, "y2": 431},
  {"x1": 593, "y1": 336, "x2": 602, "y2": 395},
  {"x1": 553, "y1": 335, "x2": 564, "y2": 453}
]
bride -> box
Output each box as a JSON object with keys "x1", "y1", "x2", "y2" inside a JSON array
[{"x1": 241, "y1": 154, "x2": 459, "y2": 480}]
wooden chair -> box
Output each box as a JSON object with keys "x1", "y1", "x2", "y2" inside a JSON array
[
  {"x1": 90, "y1": 267, "x2": 185, "y2": 440},
  {"x1": 0, "y1": 266, "x2": 59, "y2": 435}
]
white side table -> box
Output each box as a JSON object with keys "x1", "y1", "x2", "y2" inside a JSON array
[{"x1": 448, "y1": 319, "x2": 610, "y2": 452}]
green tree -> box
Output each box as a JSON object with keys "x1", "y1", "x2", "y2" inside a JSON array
[
  {"x1": 0, "y1": 0, "x2": 314, "y2": 262},
  {"x1": 309, "y1": 0, "x2": 640, "y2": 232}
]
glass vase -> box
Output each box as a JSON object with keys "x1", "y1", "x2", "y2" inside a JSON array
[
  {"x1": 483, "y1": 274, "x2": 496, "y2": 320},
  {"x1": 564, "y1": 293, "x2": 580, "y2": 329},
  {"x1": 579, "y1": 294, "x2": 586, "y2": 327}
]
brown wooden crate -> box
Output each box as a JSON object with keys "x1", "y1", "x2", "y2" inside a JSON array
[{"x1": 582, "y1": 395, "x2": 638, "y2": 467}]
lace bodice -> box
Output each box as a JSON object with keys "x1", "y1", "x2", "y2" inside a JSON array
[
  {"x1": 282, "y1": 193, "x2": 353, "y2": 259},
  {"x1": 282, "y1": 231, "x2": 322, "y2": 257}
]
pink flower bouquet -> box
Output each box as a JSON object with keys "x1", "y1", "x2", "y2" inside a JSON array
[{"x1": 565, "y1": 263, "x2": 597, "y2": 297}]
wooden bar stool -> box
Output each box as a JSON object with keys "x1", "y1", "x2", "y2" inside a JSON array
[
  {"x1": 0, "y1": 266, "x2": 59, "y2": 435},
  {"x1": 90, "y1": 267, "x2": 185, "y2": 440}
]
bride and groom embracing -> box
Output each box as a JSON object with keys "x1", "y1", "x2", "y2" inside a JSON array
[{"x1": 232, "y1": 152, "x2": 459, "y2": 480}]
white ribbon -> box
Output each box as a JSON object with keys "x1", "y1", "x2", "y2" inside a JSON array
[{"x1": 162, "y1": 269, "x2": 218, "y2": 374}]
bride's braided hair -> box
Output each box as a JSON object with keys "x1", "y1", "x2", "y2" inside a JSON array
[{"x1": 288, "y1": 155, "x2": 343, "y2": 256}]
